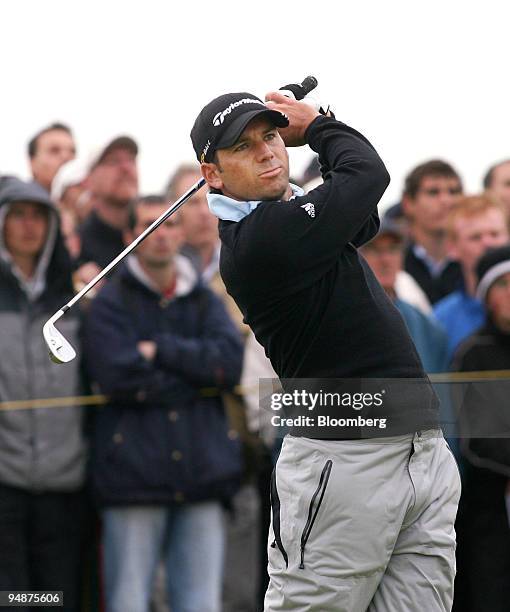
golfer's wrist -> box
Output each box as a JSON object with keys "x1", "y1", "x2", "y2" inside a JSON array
[{"x1": 304, "y1": 115, "x2": 332, "y2": 145}]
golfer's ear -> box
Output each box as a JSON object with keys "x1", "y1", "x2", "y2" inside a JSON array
[{"x1": 201, "y1": 162, "x2": 223, "y2": 191}]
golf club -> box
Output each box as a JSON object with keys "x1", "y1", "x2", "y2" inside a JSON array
[
  {"x1": 43, "y1": 178, "x2": 205, "y2": 363},
  {"x1": 43, "y1": 76, "x2": 319, "y2": 364}
]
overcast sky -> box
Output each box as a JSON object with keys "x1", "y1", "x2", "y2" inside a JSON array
[{"x1": 2, "y1": 0, "x2": 509, "y2": 209}]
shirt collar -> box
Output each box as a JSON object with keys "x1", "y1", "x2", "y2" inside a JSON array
[
  {"x1": 412, "y1": 243, "x2": 451, "y2": 278},
  {"x1": 126, "y1": 253, "x2": 198, "y2": 298},
  {"x1": 207, "y1": 184, "x2": 304, "y2": 222}
]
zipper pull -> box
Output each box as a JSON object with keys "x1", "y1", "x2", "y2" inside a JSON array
[
  {"x1": 299, "y1": 546, "x2": 305, "y2": 570},
  {"x1": 271, "y1": 539, "x2": 276, "y2": 548}
]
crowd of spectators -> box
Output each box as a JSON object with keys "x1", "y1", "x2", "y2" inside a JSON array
[{"x1": 0, "y1": 121, "x2": 509, "y2": 612}]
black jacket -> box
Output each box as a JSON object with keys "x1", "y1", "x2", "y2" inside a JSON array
[
  {"x1": 451, "y1": 319, "x2": 510, "y2": 612},
  {"x1": 452, "y1": 319, "x2": 510, "y2": 472},
  {"x1": 219, "y1": 116, "x2": 439, "y2": 437}
]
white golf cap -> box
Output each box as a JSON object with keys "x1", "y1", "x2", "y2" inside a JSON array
[{"x1": 51, "y1": 158, "x2": 89, "y2": 203}]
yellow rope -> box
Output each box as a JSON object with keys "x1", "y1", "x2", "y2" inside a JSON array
[
  {"x1": 0, "y1": 394, "x2": 107, "y2": 411},
  {"x1": 1, "y1": 372, "x2": 509, "y2": 412},
  {"x1": 429, "y1": 369, "x2": 510, "y2": 383},
  {"x1": 0, "y1": 386, "x2": 246, "y2": 412}
]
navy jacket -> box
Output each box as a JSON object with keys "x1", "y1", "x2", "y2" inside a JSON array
[{"x1": 84, "y1": 256, "x2": 243, "y2": 506}]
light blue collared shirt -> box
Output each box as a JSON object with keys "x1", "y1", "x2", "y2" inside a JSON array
[{"x1": 207, "y1": 184, "x2": 305, "y2": 222}]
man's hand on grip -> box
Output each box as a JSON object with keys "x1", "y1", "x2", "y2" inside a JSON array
[{"x1": 265, "y1": 91, "x2": 320, "y2": 147}]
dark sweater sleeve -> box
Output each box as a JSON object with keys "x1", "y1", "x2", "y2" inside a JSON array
[
  {"x1": 235, "y1": 116, "x2": 390, "y2": 278},
  {"x1": 350, "y1": 212, "x2": 380, "y2": 247}
]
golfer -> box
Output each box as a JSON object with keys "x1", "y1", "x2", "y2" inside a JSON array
[{"x1": 191, "y1": 90, "x2": 461, "y2": 611}]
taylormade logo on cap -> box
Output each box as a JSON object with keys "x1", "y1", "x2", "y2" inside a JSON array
[
  {"x1": 212, "y1": 98, "x2": 262, "y2": 126},
  {"x1": 200, "y1": 140, "x2": 211, "y2": 163},
  {"x1": 191, "y1": 91, "x2": 288, "y2": 163}
]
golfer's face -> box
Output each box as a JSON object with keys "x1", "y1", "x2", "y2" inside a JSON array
[{"x1": 215, "y1": 116, "x2": 290, "y2": 202}]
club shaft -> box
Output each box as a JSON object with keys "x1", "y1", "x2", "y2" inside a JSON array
[{"x1": 63, "y1": 178, "x2": 206, "y2": 312}]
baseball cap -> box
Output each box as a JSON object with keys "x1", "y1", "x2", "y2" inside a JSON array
[
  {"x1": 50, "y1": 158, "x2": 89, "y2": 202},
  {"x1": 384, "y1": 201, "x2": 404, "y2": 221},
  {"x1": 375, "y1": 218, "x2": 405, "y2": 242},
  {"x1": 191, "y1": 92, "x2": 289, "y2": 163},
  {"x1": 476, "y1": 245, "x2": 510, "y2": 302},
  {"x1": 88, "y1": 135, "x2": 138, "y2": 169}
]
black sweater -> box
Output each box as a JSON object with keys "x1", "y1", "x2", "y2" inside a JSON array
[{"x1": 219, "y1": 116, "x2": 438, "y2": 435}]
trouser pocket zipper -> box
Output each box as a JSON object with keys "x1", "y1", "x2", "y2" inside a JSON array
[{"x1": 299, "y1": 459, "x2": 333, "y2": 569}]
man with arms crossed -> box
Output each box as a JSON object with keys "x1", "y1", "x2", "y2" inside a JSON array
[{"x1": 191, "y1": 90, "x2": 461, "y2": 611}]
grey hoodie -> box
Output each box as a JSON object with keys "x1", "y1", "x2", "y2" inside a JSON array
[{"x1": 0, "y1": 177, "x2": 86, "y2": 491}]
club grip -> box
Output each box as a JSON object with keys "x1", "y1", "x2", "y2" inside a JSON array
[
  {"x1": 279, "y1": 76, "x2": 318, "y2": 100},
  {"x1": 300, "y1": 76, "x2": 318, "y2": 97}
]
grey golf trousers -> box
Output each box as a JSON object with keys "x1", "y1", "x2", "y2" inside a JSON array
[{"x1": 264, "y1": 430, "x2": 461, "y2": 612}]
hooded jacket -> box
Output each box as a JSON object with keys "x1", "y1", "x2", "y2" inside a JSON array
[
  {"x1": 0, "y1": 177, "x2": 86, "y2": 491},
  {"x1": 84, "y1": 255, "x2": 243, "y2": 506}
]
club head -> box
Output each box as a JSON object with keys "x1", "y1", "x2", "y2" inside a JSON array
[{"x1": 43, "y1": 311, "x2": 77, "y2": 364}]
